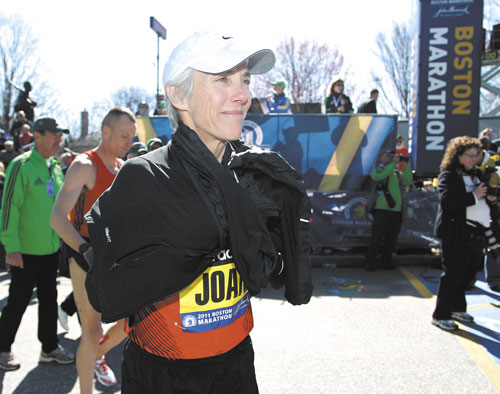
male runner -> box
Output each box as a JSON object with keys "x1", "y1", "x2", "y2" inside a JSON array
[{"x1": 50, "y1": 107, "x2": 136, "y2": 393}]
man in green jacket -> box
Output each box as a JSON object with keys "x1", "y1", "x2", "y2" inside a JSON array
[
  {"x1": 364, "y1": 149, "x2": 413, "y2": 271},
  {"x1": 0, "y1": 117, "x2": 75, "y2": 371}
]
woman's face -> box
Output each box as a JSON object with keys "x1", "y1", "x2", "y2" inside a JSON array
[
  {"x1": 182, "y1": 64, "x2": 251, "y2": 149},
  {"x1": 333, "y1": 82, "x2": 344, "y2": 94},
  {"x1": 458, "y1": 147, "x2": 480, "y2": 170}
]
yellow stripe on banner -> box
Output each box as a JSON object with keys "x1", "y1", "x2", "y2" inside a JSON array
[
  {"x1": 318, "y1": 115, "x2": 373, "y2": 192},
  {"x1": 136, "y1": 117, "x2": 157, "y2": 144},
  {"x1": 399, "y1": 266, "x2": 500, "y2": 391}
]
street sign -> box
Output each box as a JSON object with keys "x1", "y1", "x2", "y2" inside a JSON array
[{"x1": 150, "y1": 17, "x2": 166, "y2": 40}]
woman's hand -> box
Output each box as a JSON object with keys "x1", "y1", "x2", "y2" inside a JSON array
[{"x1": 474, "y1": 183, "x2": 487, "y2": 199}]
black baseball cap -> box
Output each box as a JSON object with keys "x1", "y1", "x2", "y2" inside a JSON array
[{"x1": 32, "y1": 117, "x2": 69, "y2": 134}]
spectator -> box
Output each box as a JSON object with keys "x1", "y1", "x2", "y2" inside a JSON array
[
  {"x1": 126, "y1": 141, "x2": 147, "y2": 159},
  {"x1": 0, "y1": 116, "x2": 74, "y2": 371},
  {"x1": 479, "y1": 128, "x2": 498, "y2": 153},
  {"x1": 422, "y1": 180, "x2": 435, "y2": 192},
  {"x1": 0, "y1": 140, "x2": 19, "y2": 169},
  {"x1": 265, "y1": 81, "x2": 291, "y2": 113},
  {"x1": 357, "y1": 89, "x2": 379, "y2": 114},
  {"x1": 85, "y1": 31, "x2": 312, "y2": 393},
  {"x1": 432, "y1": 136, "x2": 493, "y2": 331},
  {"x1": 50, "y1": 107, "x2": 136, "y2": 392},
  {"x1": 395, "y1": 135, "x2": 409, "y2": 172},
  {"x1": 475, "y1": 148, "x2": 500, "y2": 294},
  {"x1": 135, "y1": 101, "x2": 150, "y2": 117},
  {"x1": 248, "y1": 97, "x2": 264, "y2": 114},
  {"x1": 9, "y1": 111, "x2": 30, "y2": 136},
  {"x1": 146, "y1": 137, "x2": 163, "y2": 152},
  {"x1": 0, "y1": 128, "x2": 7, "y2": 151},
  {"x1": 324, "y1": 77, "x2": 353, "y2": 114},
  {"x1": 364, "y1": 149, "x2": 413, "y2": 271},
  {"x1": 154, "y1": 94, "x2": 168, "y2": 115},
  {"x1": 18, "y1": 123, "x2": 34, "y2": 151},
  {"x1": 154, "y1": 100, "x2": 168, "y2": 115},
  {"x1": 13, "y1": 81, "x2": 37, "y2": 122},
  {"x1": 58, "y1": 151, "x2": 73, "y2": 174}
]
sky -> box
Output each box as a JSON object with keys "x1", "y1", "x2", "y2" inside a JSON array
[{"x1": 2, "y1": 0, "x2": 415, "y2": 124}]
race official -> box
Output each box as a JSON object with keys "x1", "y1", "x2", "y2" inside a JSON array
[{"x1": 0, "y1": 117, "x2": 74, "y2": 371}]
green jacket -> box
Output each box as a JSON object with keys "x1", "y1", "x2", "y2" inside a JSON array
[
  {"x1": 371, "y1": 162, "x2": 413, "y2": 212},
  {"x1": 0, "y1": 148, "x2": 64, "y2": 255}
]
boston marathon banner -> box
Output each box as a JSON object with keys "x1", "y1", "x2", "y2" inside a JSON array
[
  {"x1": 409, "y1": 0, "x2": 484, "y2": 174},
  {"x1": 137, "y1": 114, "x2": 398, "y2": 192}
]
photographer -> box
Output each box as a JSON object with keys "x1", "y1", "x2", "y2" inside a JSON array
[
  {"x1": 432, "y1": 136, "x2": 496, "y2": 331},
  {"x1": 364, "y1": 149, "x2": 413, "y2": 271},
  {"x1": 476, "y1": 149, "x2": 500, "y2": 293}
]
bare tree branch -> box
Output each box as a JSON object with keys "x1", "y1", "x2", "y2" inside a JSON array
[
  {"x1": 372, "y1": 22, "x2": 412, "y2": 118},
  {"x1": 252, "y1": 37, "x2": 345, "y2": 111},
  {"x1": 0, "y1": 14, "x2": 59, "y2": 131}
]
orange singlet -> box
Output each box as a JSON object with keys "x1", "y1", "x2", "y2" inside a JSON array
[
  {"x1": 68, "y1": 150, "x2": 122, "y2": 238},
  {"x1": 126, "y1": 250, "x2": 254, "y2": 359}
]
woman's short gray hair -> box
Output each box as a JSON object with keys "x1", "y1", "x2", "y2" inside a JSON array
[{"x1": 164, "y1": 68, "x2": 196, "y2": 130}]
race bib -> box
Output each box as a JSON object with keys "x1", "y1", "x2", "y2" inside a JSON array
[{"x1": 179, "y1": 249, "x2": 249, "y2": 333}]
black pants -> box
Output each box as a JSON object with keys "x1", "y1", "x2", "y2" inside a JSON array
[
  {"x1": 365, "y1": 210, "x2": 402, "y2": 268},
  {"x1": 432, "y1": 240, "x2": 483, "y2": 320},
  {"x1": 122, "y1": 336, "x2": 259, "y2": 394},
  {"x1": 0, "y1": 253, "x2": 59, "y2": 353}
]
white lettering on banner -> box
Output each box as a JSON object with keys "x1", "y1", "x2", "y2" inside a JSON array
[{"x1": 425, "y1": 27, "x2": 449, "y2": 151}]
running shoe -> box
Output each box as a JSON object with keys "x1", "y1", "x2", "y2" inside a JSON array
[
  {"x1": 95, "y1": 357, "x2": 117, "y2": 386},
  {"x1": 432, "y1": 318, "x2": 458, "y2": 331},
  {"x1": 0, "y1": 352, "x2": 20, "y2": 371},
  {"x1": 39, "y1": 345, "x2": 75, "y2": 364},
  {"x1": 451, "y1": 312, "x2": 474, "y2": 323}
]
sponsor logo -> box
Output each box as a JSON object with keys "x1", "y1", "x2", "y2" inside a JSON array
[
  {"x1": 182, "y1": 314, "x2": 197, "y2": 328},
  {"x1": 241, "y1": 120, "x2": 264, "y2": 147},
  {"x1": 34, "y1": 178, "x2": 44, "y2": 185},
  {"x1": 344, "y1": 197, "x2": 371, "y2": 221},
  {"x1": 433, "y1": 5, "x2": 470, "y2": 18}
]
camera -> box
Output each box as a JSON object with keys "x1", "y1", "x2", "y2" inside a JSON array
[
  {"x1": 484, "y1": 165, "x2": 500, "y2": 197},
  {"x1": 375, "y1": 179, "x2": 396, "y2": 208},
  {"x1": 397, "y1": 154, "x2": 409, "y2": 163}
]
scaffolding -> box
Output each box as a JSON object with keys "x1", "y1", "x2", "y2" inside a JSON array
[{"x1": 481, "y1": 24, "x2": 500, "y2": 115}]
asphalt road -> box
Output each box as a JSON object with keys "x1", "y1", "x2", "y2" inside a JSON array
[{"x1": 0, "y1": 263, "x2": 498, "y2": 394}]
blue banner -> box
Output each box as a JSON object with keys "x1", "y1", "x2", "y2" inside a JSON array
[
  {"x1": 409, "y1": 0, "x2": 484, "y2": 174},
  {"x1": 138, "y1": 114, "x2": 398, "y2": 192}
]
